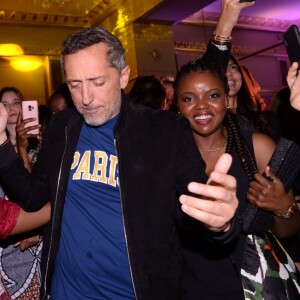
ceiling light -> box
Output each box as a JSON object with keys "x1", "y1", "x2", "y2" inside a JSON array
[
  {"x1": 0, "y1": 44, "x2": 24, "y2": 56},
  {"x1": 7, "y1": 56, "x2": 44, "y2": 72}
]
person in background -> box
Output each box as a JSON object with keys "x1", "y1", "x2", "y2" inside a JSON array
[
  {"x1": 48, "y1": 82, "x2": 73, "y2": 115},
  {"x1": 128, "y1": 75, "x2": 167, "y2": 110},
  {"x1": 162, "y1": 76, "x2": 176, "y2": 111},
  {"x1": 271, "y1": 86, "x2": 300, "y2": 145},
  {"x1": 0, "y1": 87, "x2": 24, "y2": 151},
  {"x1": 175, "y1": 57, "x2": 300, "y2": 300},
  {"x1": 0, "y1": 87, "x2": 42, "y2": 299},
  {"x1": 225, "y1": 55, "x2": 279, "y2": 139},
  {"x1": 0, "y1": 1, "x2": 255, "y2": 298},
  {"x1": 275, "y1": 61, "x2": 300, "y2": 272}
]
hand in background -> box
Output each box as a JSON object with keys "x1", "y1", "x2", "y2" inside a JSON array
[
  {"x1": 14, "y1": 234, "x2": 42, "y2": 251},
  {"x1": 247, "y1": 166, "x2": 294, "y2": 215},
  {"x1": 287, "y1": 62, "x2": 300, "y2": 110},
  {"x1": 16, "y1": 112, "x2": 40, "y2": 152},
  {"x1": 0, "y1": 102, "x2": 8, "y2": 144},
  {"x1": 16, "y1": 112, "x2": 41, "y2": 172}
]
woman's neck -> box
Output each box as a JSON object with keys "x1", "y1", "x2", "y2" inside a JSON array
[
  {"x1": 193, "y1": 127, "x2": 227, "y2": 152},
  {"x1": 6, "y1": 124, "x2": 17, "y2": 145},
  {"x1": 228, "y1": 95, "x2": 237, "y2": 114},
  {"x1": 193, "y1": 127, "x2": 227, "y2": 176}
]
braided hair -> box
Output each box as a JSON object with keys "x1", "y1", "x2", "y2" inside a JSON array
[
  {"x1": 224, "y1": 111, "x2": 258, "y2": 181},
  {"x1": 175, "y1": 58, "x2": 258, "y2": 182}
]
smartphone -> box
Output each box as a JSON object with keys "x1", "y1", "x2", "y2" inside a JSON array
[
  {"x1": 22, "y1": 100, "x2": 39, "y2": 135},
  {"x1": 283, "y1": 24, "x2": 300, "y2": 67}
]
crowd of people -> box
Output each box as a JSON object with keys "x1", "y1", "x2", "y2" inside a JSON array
[{"x1": 0, "y1": 0, "x2": 299, "y2": 299}]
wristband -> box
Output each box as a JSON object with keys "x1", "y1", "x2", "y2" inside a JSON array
[
  {"x1": 212, "y1": 31, "x2": 232, "y2": 46},
  {"x1": 274, "y1": 202, "x2": 297, "y2": 219}
]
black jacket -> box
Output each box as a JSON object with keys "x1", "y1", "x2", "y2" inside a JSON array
[
  {"x1": 0, "y1": 42, "x2": 237, "y2": 299},
  {"x1": 0, "y1": 96, "x2": 206, "y2": 298},
  {"x1": 0, "y1": 96, "x2": 240, "y2": 299}
]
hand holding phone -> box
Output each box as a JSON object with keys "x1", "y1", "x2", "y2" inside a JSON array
[
  {"x1": 21, "y1": 100, "x2": 39, "y2": 135},
  {"x1": 283, "y1": 24, "x2": 300, "y2": 74}
]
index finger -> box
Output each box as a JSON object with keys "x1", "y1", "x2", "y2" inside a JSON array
[
  {"x1": 187, "y1": 181, "x2": 235, "y2": 203},
  {"x1": 17, "y1": 111, "x2": 22, "y2": 126}
]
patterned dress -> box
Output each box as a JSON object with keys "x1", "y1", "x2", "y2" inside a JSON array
[{"x1": 0, "y1": 187, "x2": 42, "y2": 300}]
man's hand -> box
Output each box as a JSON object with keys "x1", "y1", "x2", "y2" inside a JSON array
[
  {"x1": 287, "y1": 62, "x2": 300, "y2": 110},
  {"x1": 0, "y1": 102, "x2": 8, "y2": 144},
  {"x1": 179, "y1": 153, "x2": 238, "y2": 232}
]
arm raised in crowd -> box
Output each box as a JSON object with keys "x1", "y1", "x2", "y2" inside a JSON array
[{"x1": 203, "y1": 0, "x2": 255, "y2": 70}]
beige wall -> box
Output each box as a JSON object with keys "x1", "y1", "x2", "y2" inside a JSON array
[
  {"x1": 0, "y1": 58, "x2": 47, "y2": 103},
  {"x1": 0, "y1": 25, "x2": 77, "y2": 104}
]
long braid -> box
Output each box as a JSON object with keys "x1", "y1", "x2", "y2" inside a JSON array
[{"x1": 224, "y1": 110, "x2": 258, "y2": 181}]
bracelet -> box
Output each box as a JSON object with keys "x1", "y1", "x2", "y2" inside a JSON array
[
  {"x1": 212, "y1": 31, "x2": 232, "y2": 46},
  {"x1": 0, "y1": 138, "x2": 9, "y2": 147},
  {"x1": 274, "y1": 202, "x2": 297, "y2": 219}
]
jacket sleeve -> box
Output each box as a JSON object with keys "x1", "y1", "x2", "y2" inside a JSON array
[
  {"x1": 174, "y1": 117, "x2": 207, "y2": 196},
  {"x1": 202, "y1": 40, "x2": 231, "y2": 72},
  {"x1": 0, "y1": 141, "x2": 49, "y2": 212},
  {"x1": 205, "y1": 213, "x2": 242, "y2": 245}
]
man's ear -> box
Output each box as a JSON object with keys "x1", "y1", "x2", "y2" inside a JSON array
[{"x1": 120, "y1": 65, "x2": 130, "y2": 89}]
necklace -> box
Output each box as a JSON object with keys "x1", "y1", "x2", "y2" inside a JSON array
[{"x1": 199, "y1": 142, "x2": 227, "y2": 152}]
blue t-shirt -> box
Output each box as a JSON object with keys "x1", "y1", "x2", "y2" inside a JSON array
[{"x1": 51, "y1": 115, "x2": 134, "y2": 299}]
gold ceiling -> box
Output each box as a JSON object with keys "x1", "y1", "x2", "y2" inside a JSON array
[
  {"x1": 0, "y1": 0, "x2": 122, "y2": 28},
  {"x1": 2, "y1": 0, "x2": 297, "y2": 32}
]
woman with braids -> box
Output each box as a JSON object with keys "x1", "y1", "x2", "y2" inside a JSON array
[{"x1": 175, "y1": 58, "x2": 300, "y2": 299}]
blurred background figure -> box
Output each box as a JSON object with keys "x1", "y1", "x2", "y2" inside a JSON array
[
  {"x1": 226, "y1": 55, "x2": 279, "y2": 140},
  {"x1": 271, "y1": 86, "x2": 300, "y2": 145},
  {"x1": 0, "y1": 87, "x2": 24, "y2": 151},
  {"x1": 161, "y1": 76, "x2": 176, "y2": 111},
  {"x1": 48, "y1": 82, "x2": 74, "y2": 115},
  {"x1": 270, "y1": 86, "x2": 300, "y2": 271},
  {"x1": 128, "y1": 75, "x2": 167, "y2": 110}
]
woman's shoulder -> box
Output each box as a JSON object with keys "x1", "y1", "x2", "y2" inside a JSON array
[
  {"x1": 252, "y1": 132, "x2": 276, "y2": 172},
  {"x1": 252, "y1": 132, "x2": 276, "y2": 148}
]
